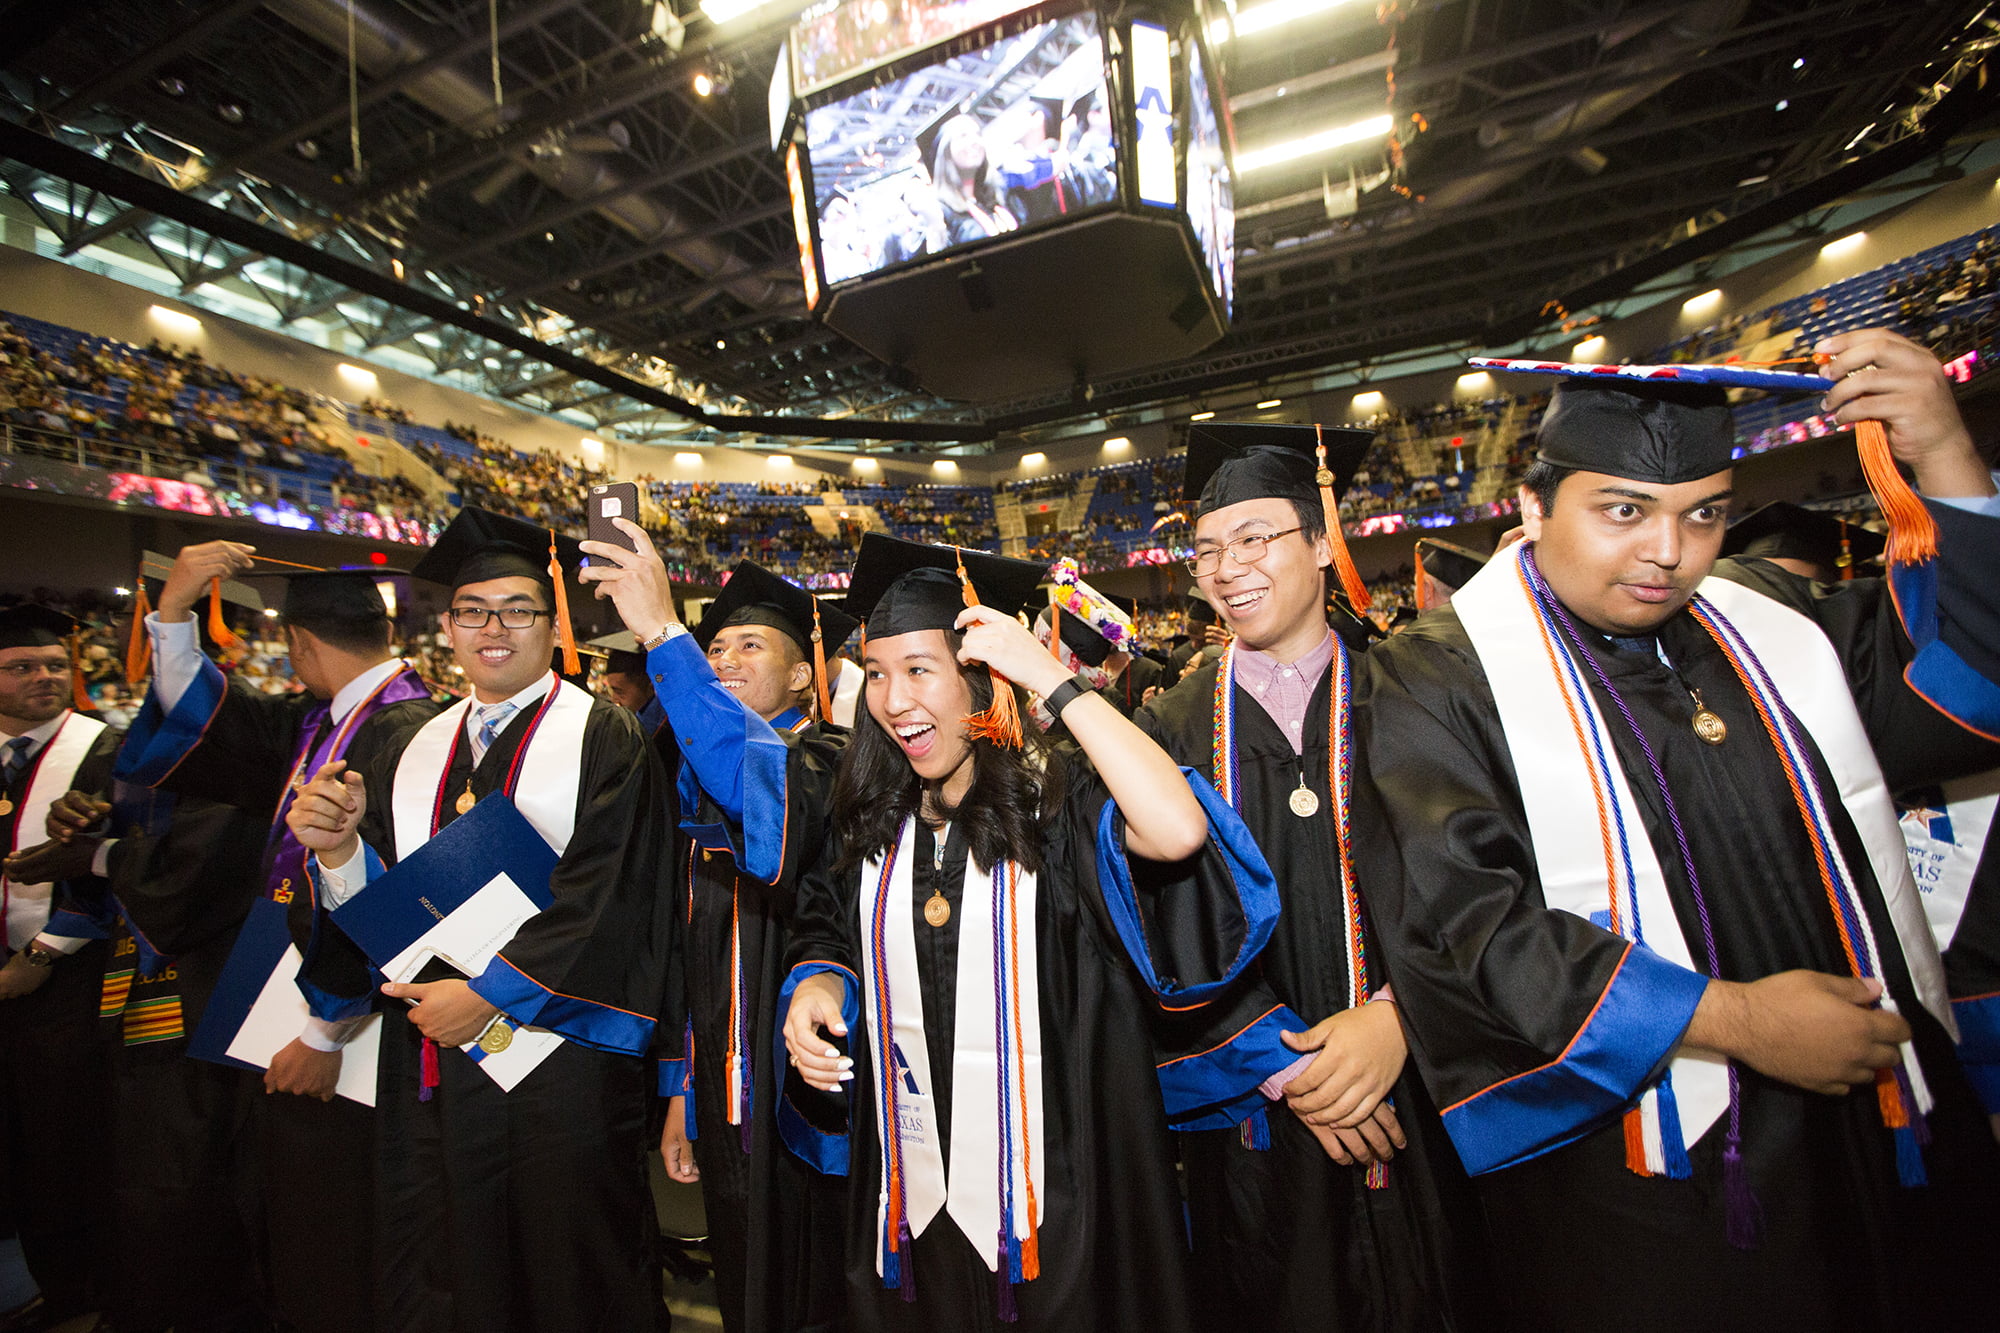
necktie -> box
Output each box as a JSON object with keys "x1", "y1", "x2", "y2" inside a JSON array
[
  {"x1": 0, "y1": 737, "x2": 32, "y2": 791},
  {"x1": 471, "y1": 702, "x2": 518, "y2": 765}
]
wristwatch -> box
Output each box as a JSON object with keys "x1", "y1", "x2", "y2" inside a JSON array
[
  {"x1": 1043, "y1": 672, "x2": 1095, "y2": 718},
  {"x1": 640, "y1": 622, "x2": 688, "y2": 651},
  {"x1": 21, "y1": 941, "x2": 59, "y2": 969}
]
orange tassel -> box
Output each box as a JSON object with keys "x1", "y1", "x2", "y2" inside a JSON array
[
  {"x1": 1837, "y1": 520, "x2": 1855, "y2": 581},
  {"x1": 810, "y1": 598, "x2": 832, "y2": 723},
  {"x1": 1315, "y1": 426, "x2": 1372, "y2": 614},
  {"x1": 955, "y1": 548, "x2": 1023, "y2": 749},
  {"x1": 125, "y1": 579, "x2": 152, "y2": 686},
  {"x1": 548, "y1": 532, "x2": 581, "y2": 678},
  {"x1": 1875, "y1": 1069, "x2": 1909, "y2": 1129},
  {"x1": 1412, "y1": 546, "x2": 1432, "y2": 610},
  {"x1": 66, "y1": 630, "x2": 93, "y2": 712},
  {"x1": 1021, "y1": 1231, "x2": 1040, "y2": 1282},
  {"x1": 1622, "y1": 1106, "x2": 1651, "y2": 1176},
  {"x1": 1854, "y1": 418, "x2": 1938, "y2": 568},
  {"x1": 206, "y1": 578, "x2": 244, "y2": 658}
]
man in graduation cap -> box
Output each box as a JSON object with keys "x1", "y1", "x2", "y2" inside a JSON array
[
  {"x1": 1720, "y1": 499, "x2": 1886, "y2": 583},
  {"x1": 0, "y1": 604, "x2": 120, "y2": 1326},
  {"x1": 1129, "y1": 423, "x2": 1482, "y2": 1331},
  {"x1": 579, "y1": 531, "x2": 855, "y2": 1333},
  {"x1": 1361, "y1": 328, "x2": 2000, "y2": 1327},
  {"x1": 117, "y1": 542, "x2": 435, "y2": 1333},
  {"x1": 286, "y1": 507, "x2": 673, "y2": 1333},
  {"x1": 1411, "y1": 535, "x2": 1490, "y2": 612}
]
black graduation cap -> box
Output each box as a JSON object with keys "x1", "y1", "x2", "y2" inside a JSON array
[
  {"x1": 1049, "y1": 605, "x2": 1116, "y2": 667},
  {"x1": 254, "y1": 570, "x2": 393, "y2": 628},
  {"x1": 588, "y1": 630, "x2": 647, "y2": 677},
  {"x1": 1181, "y1": 421, "x2": 1373, "y2": 516},
  {"x1": 410, "y1": 507, "x2": 583, "y2": 592},
  {"x1": 844, "y1": 534, "x2": 1044, "y2": 639},
  {"x1": 1413, "y1": 537, "x2": 1489, "y2": 592},
  {"x1": 694, "y1": 560, "x2": 860, "y2": 658},
  {"x1": 1535, "y1": 377, "x2": 1736, "y2": 485},
  {"x1": 140, "y1": 550, "x2": 263, "y2": 612},
  {"x1": 0, "y1": 603, "x2": 76, "y2": 650},
  {"x1": 1186, "y1": 591, "x2": 1219, "y2": 627},
  {"x1": 1721, "y1": 502, "x2": 1885, "y2": 572},
  {"x1": 1104, "y1": 592, "x2": 1138, "y2": 619}
]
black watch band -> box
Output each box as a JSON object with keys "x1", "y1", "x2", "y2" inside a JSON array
[{"x1": 1044, "y1": 673, "x2": 1095, "y2": 718}]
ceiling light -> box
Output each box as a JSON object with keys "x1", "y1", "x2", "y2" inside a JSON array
[
  {"x1": 1190, "y1": 410, "x2": 1216, "y2": 422},
  {"x1": 767, "y1": 454, "x2": 792, "y2": 468},
  {"x1": 1237, "y1": 114, "x2": 1393, "y2": 174},
  {"x1": 1211, "y1": 0, "x2": 1359, "y2": 44},
  {"x1": 1021, "y1": 452, "x2": 1046, "y2": 468},
  {"x1": 852, "y1": 457, "x2": 880, "y2": 472},
  {"x1": 1351, "y1": 390, "x2": 1384, "y2": 412},
  {"x1": 1256, "y1": 399, "x2": 1282, "y2": 410},
  {"x1": 1820, "y1": 231, "x2": 1866, "y2": 259},
  {"x1": 1574, "y1": 335, "x2": 1607, "y2": 360},
  {"x1": 699, "y1": 0, "x2": 770, "y2": 24},
  {"x1": 674, "y1": 452, "x2": 703, "y2": 466},
  {"x1": 336, "y1": 363, "x2": 378, "y2": 388},
  {"x1": 1455, "y1": 371, "x2": 1493, "y2": 392},
  {"x1": 933, "y1": 459, "x2": 960, "y2": 475},
  {"x1": 148, "y1": 305, "x2": 201, "y2": 332},
  {"x1": 693, "y1": 71, "x2": 715, "y2": 98},
  {"x1": 1682, "y1": 288, "x2": 1724, "y2": 314},
  {"x1": 1102, "y1": 436, "x2": 1132, "y2": 451},
  {"x1": 215, "y1": 101, "x2": 245, "y2": 125}
]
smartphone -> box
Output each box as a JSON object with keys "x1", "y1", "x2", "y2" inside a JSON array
[{"x1": 587, "y1": 482, "x2": 641, "y2": 555}]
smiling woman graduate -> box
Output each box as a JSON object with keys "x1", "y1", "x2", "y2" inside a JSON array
[{"x1": 779, "y1": 534, "x2": 1279, "y2": 1333}]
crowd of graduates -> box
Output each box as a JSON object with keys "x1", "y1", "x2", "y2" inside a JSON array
[{"x1": 3, "y1": 325, "x2": 1998, "y2": 1333}]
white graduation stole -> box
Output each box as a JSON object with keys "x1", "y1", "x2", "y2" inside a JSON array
[
  {"x1": 1899, "y1": 769, "x2": 2000, "y2": 954},
  {"x1": 389, "y1": 677, "x2": 590, "y2": 861},
  {"x1": 858, "y1": 817, "x2": 1045, "y2": 1277},
  {"x1": 1453, "y1": 544, "x2": 1949, "y2": 1163},
  {"x1": 3, "y1": 711, "x2": 108, "y2": 949}
]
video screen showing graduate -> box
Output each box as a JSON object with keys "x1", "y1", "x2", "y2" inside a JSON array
[
  {"x1": 1186, "y1": 38, "x2": 1235, "y2": 321},
  {"x1": 803, "y1": 10, "x2": 1118, "y2": 286},
  {"x1": 790, "y1": 0, "x2": 1042, "y2": 96}
]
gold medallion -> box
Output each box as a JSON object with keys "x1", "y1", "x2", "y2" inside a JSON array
[
  {"x1": 924, "y1": 890, "x2": 951, "y2": 928},
  {"x1": 454, "y1": 781, "x2": 478, "y2": 816},
  {"x1": 1289, "y1": 782, "x2": 1320, "y2": 819},
  {"x1": 478, "y1": 1018, "x2": 514, "y2": 1054},
  {"x1": 1689, "y1": 690, "x2": 1727, "y2": 745},
  {"x1": 0, "y1": 796, "x2": 13, "y2": 818}
]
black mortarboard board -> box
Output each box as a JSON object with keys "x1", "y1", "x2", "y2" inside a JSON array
[
  {"x1": 694, "y1": 560, "x2": 860, "y2": 658},
  {"x1": 1721, "y1": 502, "x2": 1886, "y2": 571},
  {"x1": 844, "y1": 534, "x2": 1044, "y2": 639},
  {"x1": 0, "y1": 604, "x2": 76, "y2": 650},
  {"x1": 1050, "y1": 604, "x2": 1115, "y2": 667},
  {"x1": 588, "y1": 630, "x2": 647, "y2": 677},
  {"x1": 141, "y1": 550, "x2": 263, "y2": 611},
  {"x1": 1181, "y1": 421, "x2": 1373, "y2": 516},
  {"x1": 410, "y1": 507, "x2": 583, "y2": 592},
  {"x1": 1186, "y1": 592, "x2": 1219, "y2": 627},
  {"x1": 1413, "y1": 537, "x2": 1488, "y2": 592},
  {"x1": 1105, "y1": 592, "x2": 1138, "y2": 619},
  {"x1": 255, "y1": 570, "x2": 393, "y2": 627}
]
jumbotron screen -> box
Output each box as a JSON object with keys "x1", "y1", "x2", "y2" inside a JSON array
[
  {"x1": 802, "y1": 10, "x2": 1118, "y2": 287},
  {"x1": 1186, "y1": 37, "x2": 1235, "y2": 320}
]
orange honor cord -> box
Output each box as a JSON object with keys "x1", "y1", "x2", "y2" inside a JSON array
[
  {"x1": 65, "y1": 629, "x2": 92, "y2": 712},
  {"x1": 206, "y1": 579, "x2": 245, "y2": 658},
  {"x1": 548, "y1": 531, "x2": 581, "y2": 677},
  {"x1": 810, "y1": 598, "x2": 832, "y2": 722},
  {"x1": 1314, "y1": 425, "x2": 1372, "y2": 614},
  {"x1": 125, "y1": 578, "x2": 153, "y2": 686},
  {"x1": 955, "y1": 549, "x2": 1023, "y2": 749}
]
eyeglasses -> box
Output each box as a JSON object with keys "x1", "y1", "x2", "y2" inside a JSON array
[
  {"x1": 1185, "y1": 526, "x2": 1303, "y2": 577},
  {"x1": 447, "y1": 606, "x2": 552, "y2": 629}
]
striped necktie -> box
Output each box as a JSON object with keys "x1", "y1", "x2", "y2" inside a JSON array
[{"x1": 471, "y1": 702, "x2": 518, "y2": 765}]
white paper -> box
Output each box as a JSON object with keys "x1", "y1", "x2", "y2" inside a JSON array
[
  {"x1": 224, "y1": 944, "x2": 381, "y2": 1107},
  {"x1": 378, "y1": 870, "x2": 564, "y2": 1092}
]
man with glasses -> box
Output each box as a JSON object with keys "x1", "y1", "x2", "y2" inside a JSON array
[
  {"x1": 0, "y1": 605, "x2": 120, "y2": 1330},
  {"x1": 121, "y1": 544, "x2": 435, "y2": 1333},
  {"x1": 287, "y1": 507, "x2": 673, "y2": 1332},
  {"x1": 1129, "y1": 424, "x2": 1482, "y2": 1330}
]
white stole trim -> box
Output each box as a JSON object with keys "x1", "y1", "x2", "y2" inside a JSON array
[
  {"x1": 5, "y1": 712, "x2": 108, "y2": 949},
  {"x1": 859, "y1": 818, "x2": 1045, "y2": 1275},
  {"x1": 1900, "y1": 771, "x2": 2000, "y2": 953},
  {"x1": 389, "y1": 679, "x2": 591, "y2": 863}
]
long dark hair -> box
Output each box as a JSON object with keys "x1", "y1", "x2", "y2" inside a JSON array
[{"x1": 831, "y1": 658, "x2": 1064, "y2": 877}]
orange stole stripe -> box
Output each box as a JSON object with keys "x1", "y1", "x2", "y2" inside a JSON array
[
  {"x1": 99, "y1": 967, "x2": 135, "y2": 1018},
  {"x1": 122, "y1": 995, "x2": 185, "y2": 1044}
]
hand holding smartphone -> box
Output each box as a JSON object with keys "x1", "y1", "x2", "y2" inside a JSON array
[{"x1": 586, "y1": 482, "x2": 642, "y2": 560}]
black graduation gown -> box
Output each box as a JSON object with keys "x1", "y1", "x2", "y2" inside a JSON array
[
  {"x1": 1135, "y1": 658, "x2": 1486, "y2": 1333},
  {"x1": 118, "y1": 665, "x2": 436, "y2": 1333},
  {"x1": 90, "y1": 787, "x2": 269, "y2": 1332},
  {"x1": 0, "y1": 714, "x2": 120, "y2": 1314},
  {"x1": 330, "y1": 691, "x2": 671, "y2": 1333},
  {"x1": 1359, "y1": 550, "x2": 2000, "y2": 1333},
  {"x1": 784, "y1": 757, "x2": 1197, "y2": 1333},
  {"x1": 675, "y1": 716, "x2": 848, "y2": 1333},
  {"x1": 1104, "y1": 655, "x2": 1166, "y2": 718}
]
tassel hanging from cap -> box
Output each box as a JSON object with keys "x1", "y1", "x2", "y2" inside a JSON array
[
  {"x1": 1836, "y1": 519, "x2": 1855, "y2": 581},
  {"x1": 65, "y1": 629, "x2": 93, "y2": 713},
  {"x1": 810, "y1": 597, "x2": 833, "y2": 722},
  {"x1": 1852, "y1": 418, "x2": 1938, "y2": 568},
  {"x1": 125, "y1": 577, "x2": 153, "y2": 686},
  {"x1": 1412, "y1": 545, "x2": 1433, "y2": 611},
  {"x1": 956, "y1": 549, "x2": 1023, "y2": 749},
  {"x1": 547, "y1": 531, "x2": 581, "y2": 677},
  {"x1": 207, "y1": 579, "x2": 245, "y2": 660},
  {"x1": 1314, "y1": 426, "x2": 1373, "y2": 615}
]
